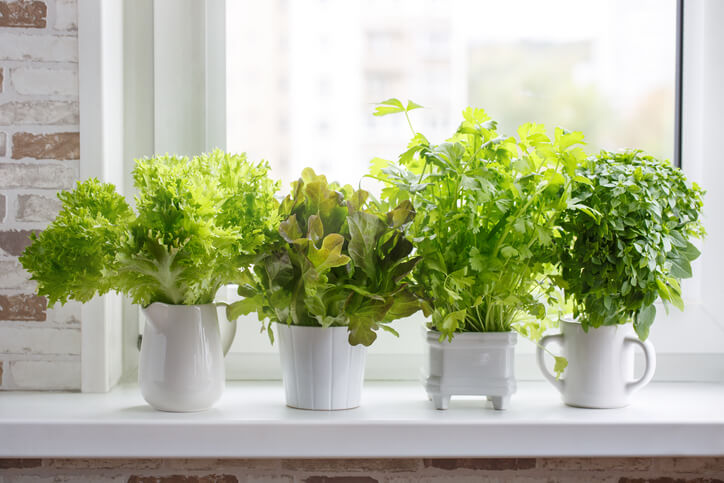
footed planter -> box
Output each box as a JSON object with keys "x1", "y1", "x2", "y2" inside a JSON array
[
  {"x1": 139, "y1": 302, "x2": 236, "y2": 412},
  {"x1": 422, "y1": 330, "x2": 517, "y2": 410},
  {"x1": 536, "y1": 319, "x2": 656, "y2": 408},
  {"x1": 276, "y1": 324, "x2": 367, "y2": 410}
]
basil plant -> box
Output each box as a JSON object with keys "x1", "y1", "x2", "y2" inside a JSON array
[
  {"x1": 555, "y1": 150, "x2": 705, "y2": 340},
  {"x1": 228, "y1": 168, "x2": 424, "y2": 346}
]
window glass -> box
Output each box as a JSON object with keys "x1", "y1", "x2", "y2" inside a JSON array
[{"x1": 225, "y1": 0, "x2": 677, "y2": 364}]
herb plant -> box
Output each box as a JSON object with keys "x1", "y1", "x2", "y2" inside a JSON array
[
  {"x1": 371, "y1": 99, "x2": 590, "y2": 345},
  {"x1": 555, "y1": 150, "x2": 705, "y2": 339},
  {"x1": 20, "y1": 150, "x2": 280, "y2": 307},
  {"x1": 228, "y1": 167, "x2": 423, "y2": 346}
]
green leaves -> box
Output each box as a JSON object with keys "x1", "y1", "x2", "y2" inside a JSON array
[
  {"x1": 553, "y1": 356, "x2": 568, "y2": 379},
  {"x1": 634, "y1": 304, "x2": 656, "y2": 340},
  {"x1": 373, "y1": 98, "x2": 424, "y2": 117},
  {"x1": 234, "y1": 168, "x2": 424, "y2": 347},
  {"x1": 556, "y1": 150, "x2": 705, "y2": 338},
  {"x1": 348, "y1": 211, "x2": 387, "y2": 279},
  {"x1": 19, "y1": 178, "x2": 134, "y2": 306},
  {"x1": 21, "y1": 150, "x2": 281, "y2": 308},
  {"x1": 308, "y1": 234, "x2": 350, "y2": 272},
  {"x1": 375, "y1": 101, "x2": 588, "y2": 341}
]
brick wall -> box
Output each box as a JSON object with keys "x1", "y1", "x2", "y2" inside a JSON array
[
  {"x1": 0, "y1": 0, "x2": 81, "y2": 390},
  {"x1": 0, "y1": 458, "x2": 722, "y2": 482}
]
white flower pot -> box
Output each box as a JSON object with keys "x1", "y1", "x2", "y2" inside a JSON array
[
  {"x1": 422, "y1": 330, "x2": 517, "y2": 410},
  {"x1": 276, "y1": 323, "x2": 367, "y2": 410},
  {"x1": 139, "y1": 302, "x2": 236, "y2": 412},
  {"x1": 536, "y1": 319, "x2": 656, "y2": 408}
]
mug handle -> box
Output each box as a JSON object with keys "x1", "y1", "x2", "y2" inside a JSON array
[
  {"x1": 624, "y1": 336, "x2": 656, "y2": 395},
  {"x1": 536, "y1": 333, "x2": 565, "y2": 393},
  {"x1": 214, "y1": 301, "x2": 237, "y2": 356}
]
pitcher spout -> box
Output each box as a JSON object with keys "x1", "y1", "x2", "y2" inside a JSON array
[{"x1": 141, "y1": 302, "x2": 177, "y2": 330}]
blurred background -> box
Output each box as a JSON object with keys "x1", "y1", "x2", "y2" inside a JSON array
[{"x1": 226, "y1": 0, "x2": 676, "y2": 188}]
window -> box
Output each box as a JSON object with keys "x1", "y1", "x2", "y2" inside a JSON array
[
  {"x1": 113, "y1": 0, "x2": 721, "y2": 387},
  {"x1": 215, "y1": 0, "x2": 712, "y2": 381}
]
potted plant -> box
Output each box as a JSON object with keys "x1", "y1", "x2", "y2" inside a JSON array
[
  {"x1": 228, "y1": 168, "x2": 423, "y2": 410},
  {"x1": 372, "y1": 99, "x2": 584, "y2": 410},
  {"x1": 537, "y1": 150, "x2": 705, "y2": 408},
  {"x1": 20, "y1": 150, "x2": 280, "y2": 412}
]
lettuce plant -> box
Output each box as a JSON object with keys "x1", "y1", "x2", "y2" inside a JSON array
[
  {"x1": 228, "y1": 168, "x2": 423, "y2": 346},
  {"x1": 20, "y1": 150, "x2": 280, "y2": 307},
  {"x1": 372, "y1": 99, "x2": 590, "y2": 345},
  {"x1": 555, "y1": 150, "x2": 705, "y2": 339}
]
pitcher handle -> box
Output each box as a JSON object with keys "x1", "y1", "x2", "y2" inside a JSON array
[
  {"x1": 214, "y1": 301, "x2": 237, "y2": 356},
  {"x1": 536, "y1": 333, "x2": 565, "y2": 393},
  {"x1": 624, "y1": 336, "x2": 656, "y2": 395}
]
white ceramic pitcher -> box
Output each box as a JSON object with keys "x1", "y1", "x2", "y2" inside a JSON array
[
  {"x1": 139, "y1": 302, "x2": 236, "y2": 412},
  {"x1": 536, "y1": 319, "x2": 656, "y2": 408}
]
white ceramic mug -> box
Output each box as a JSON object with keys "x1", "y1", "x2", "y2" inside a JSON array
[{"x1": 536, "y1": 319, "x2": 656, "y2": 408}]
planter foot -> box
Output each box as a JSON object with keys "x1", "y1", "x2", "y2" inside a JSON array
[
  {"x1": 489, "y1": 395, "x2": 509, "y2": 410},
  {"x1": 431, "y1": 394, "x2": 450, "y2": 410}
]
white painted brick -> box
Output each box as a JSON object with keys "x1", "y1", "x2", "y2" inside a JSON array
[
  {"x1": 0, "y1": 100, "x2": 79, "y2": 125},
  {"x1": 0, "y1": 163, "x2": 76, "y2": 189},
  {"x1": 10, "y1": 359, "x2": 80, "y2": 390},
  {"x1": 46, "y1": 300, "x2": 81, "y2": 326},
  {"x1": 0, "y1": 260, "x2": 35, "y2": 290},
  {"x1": 16, "y1": 193, "x2": 63, "y2": 222},
  {"x1": 0, "y1": 33, "x2": 78, "y2": 63},
  {"x1": 11, "y1": 67, "x2": 78, "y2": 96},
  {"x1": 55, "y1": 0, "x2": 78, "y2": 31},
  {"x1": 0, "y1": 327, "x2": 80, "y2": 355},
  {"x1": 9, "y1": 360, "x2": 80, "y2": 390}
]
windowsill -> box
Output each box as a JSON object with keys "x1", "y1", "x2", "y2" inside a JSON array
[{"x1": 1, "y1": 381, "x2": 722, "y2": 458}]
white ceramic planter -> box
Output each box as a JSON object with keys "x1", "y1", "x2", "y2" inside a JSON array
[
  {"x1": 139, "y1": 302, "x2": 236, "y2": 412},
  {"x1": 276, "y1": 323, "x2": 367, "y2": 410},
  {"x1": 422, "y1": 330, "x2": 517, "y2": 410},
  {"x1": 536, "y1": 319, "x2": 656, "y2": 408}
]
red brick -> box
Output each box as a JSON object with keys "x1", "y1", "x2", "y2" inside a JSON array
[
  {"x1": 655, "y1": 457, "x2": 724, "y2": 474},
  {"x1": 304, "y1": 478, "x2": 378, "y2": 483},
  {"x1": 619, "y1": 479, "x2": 724, "y2": 483},
  {"x1": 0, "y1": 229, "x2": 40, "y2": 256},
  {"x1": 423, "y1": 458, "x2": 536, "y2": 471},
  {"x1": 47, "y1": 458, "x2": 162, "y2": 470},
  {"x1": 12, "y1": 132, "x2": 80, "y2": 160},
  {"x1": 282, "y1": 459, "x2": 419, "y2": 473},
  {"x1": 127, "y1": 477, "x2": 238, "y2": 483},
  {"x1": 539, "y1": 457, "x2": 652, "y2": 471},
  {"x1": 0, "y1": 458, "x2": 43, "y2": 468},
  {"x1": 0, "y1": 1, "x2": 47, "y2": 28},
  {"x1": 0, "y1": 293, "x2": 47, "y2": 321}
]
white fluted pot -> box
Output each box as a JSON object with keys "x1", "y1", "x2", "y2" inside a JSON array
[{"x1": 276, "y1": 323, "x2": 367, "y2": 410}]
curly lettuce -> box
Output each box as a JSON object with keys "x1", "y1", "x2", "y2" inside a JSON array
[{"x1": 20, "y1": 149, "x2": 280, "y2": 307}]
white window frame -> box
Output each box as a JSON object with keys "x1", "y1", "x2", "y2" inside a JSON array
[{"x1": 77, "y1": 0, "x2": 724, "y2": 391}]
